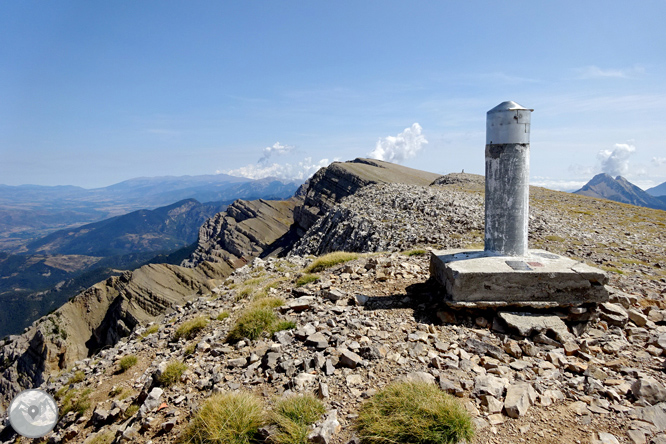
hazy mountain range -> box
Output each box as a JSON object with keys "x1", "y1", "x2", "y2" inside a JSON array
[
  {"x1": 0, "y1": 174, "x2": 300, "y2": 252},
  {"x1": 0, "y1": 174, "x2": 301, "y2": 338},
  {"x1": 574, "y1": 173, "x2": 666, "y2": 211}
]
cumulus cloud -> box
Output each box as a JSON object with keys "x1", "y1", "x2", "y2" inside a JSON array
[
  {"x1": 367, "y1": 123, "x2": 428, "y2": 164},
  {"x1": 259, "y1": 142, "x2": 294, "y2": 164},
  {"x1": 225, "y1": 157, "x2": 331, "y2": 181},
  {"x1": 597, "y1": 143, "x2": 636, "y2": 177}
]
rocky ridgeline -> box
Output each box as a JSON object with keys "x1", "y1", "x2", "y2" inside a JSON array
[
  {"x1": 182, "y1": 197, "x2": 302, "y2": 268},
  {"x1": 291, "y1": 182, "x2": 484, "y2": 256},
  {"x1": 293, "y1": 158, "x2": 441, "y2": 234},
  {"x1": 2, "y1": 254, "x2": 666, "y2": 444}
]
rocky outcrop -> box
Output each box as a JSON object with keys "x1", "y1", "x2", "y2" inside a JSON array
[
  {"x1": 182, "y1": 197, "x2": 302, "y2": 268},
  {"x1": 291, "y1": 182, "x2": 484, "y2": 256},
  {"x1": 0, "y1": 260, "x2": 231, "y2": 408},
  {"x1": 293, "y1": 158, "x2": 442, "y2": 234}
]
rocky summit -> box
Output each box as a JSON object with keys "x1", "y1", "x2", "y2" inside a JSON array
[{"x1": 1, "y1": 158, "x2": 665, "y2": 444}]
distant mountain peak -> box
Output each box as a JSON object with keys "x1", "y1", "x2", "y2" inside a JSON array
[{"x1": 574, "y1": 174, "x2": 666, "y2": 210}]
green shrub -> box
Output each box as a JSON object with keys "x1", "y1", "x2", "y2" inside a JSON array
[
  {"x1": 174, "y1": 316, "x2": 209, "y2": 341},
  {"x1": 178, "y1": 392, "x2": 264, "y2": 444},
  {"x1": 305, "y1": 252, "x2": 359, "y2": 273},
  {"x1": 403, "y1": 249, "x2": 427, "y2": 257},
  {"x1": 157, "y1": 361, "x2": 188, "y2": 387},
  {"x1": 295, "y1": 273, "x2": 320, "y2": 287},
  {"x1": 226, "y1": 308, "x2": 277, "y2": 342},
  {"x1": 270, "y1": 394, "x2": 326, "y2": 444},
  {"x1": 119, "y1": 355, "x2": 138, "y2": 372},
  {"x1": 356, "y1": 381, "x2": 474, "y2": 444}
]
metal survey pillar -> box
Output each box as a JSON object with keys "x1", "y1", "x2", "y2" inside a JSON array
[{"x1": 484, "y1": 101, "x2": 533, "y2": 256}]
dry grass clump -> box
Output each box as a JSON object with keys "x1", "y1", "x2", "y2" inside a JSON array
[
  {"x1": 139, "y1": 324, "x2": 160, "y2": 340},
  {"x1": 295, "y1": 273, "x2": 320, "y2": 287},
  {"x1": 67, "y1": 370, "x2": 86, "y2": 384},
  {"x1": 270, "y1": 394, "x2": 326, "y2": 444},
  {"x1": 305, "y1": 252, "x2": 359, "y2": 273},
  {"x1": 178, "y1": 392, "x2": 264, "y2": 444},
  {"x1": 56, "y1": 387, "x2": 92, "y2": 417},
  {"x1": 226, "y1": 297, "x2": 293, "y2": 342},
  {"x1": 88, "y1": 431, "x2": 115, "y2": 444},
  {"x1": 356, "y1": 381, "x2": 474, "y2": 444},
  {"x1": 226, "y1": 307, "x2": 277, "y2": 342},
  {"x1": 174, "y1": 316, "x2": 209, "y2": 341},
  {"x1": 156, "y1": 361, "x2": 188, "y2": 387},
  {"x1": 118, "y1": 355, "x2": 138, "y2": 373}
]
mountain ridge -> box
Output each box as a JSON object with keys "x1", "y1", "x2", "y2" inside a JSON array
[
  {"x1": 0, "y1": 175, "x2": 300, "y2": 253},
  {"x1": 574, "y1": 173, "x2": 666, "y2": 211}
]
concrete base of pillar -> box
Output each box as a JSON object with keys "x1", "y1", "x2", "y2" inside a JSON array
[{"x1": 429, "y1": 249, "x2": 609, "y2": 309}]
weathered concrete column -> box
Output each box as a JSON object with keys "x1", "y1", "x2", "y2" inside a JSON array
[{"x1": 484, "y1": 101, "x2": 533, "y2": 256}]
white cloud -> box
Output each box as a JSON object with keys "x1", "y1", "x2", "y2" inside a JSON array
[
  {"x1": 576, "y1": 65, "x2": 645, "y2": 79},
  {"x1": 259, "y1": 142, "x2": 294, "y2": 164},
  {"x1": 652, "y1": 157, "x2": 666, "y2": 167},
  {"x1": 368, "y1": 123, "x2": 428, "y2": 164},
  {"x1": 530, "y1": 178, "x2": 587, "y2": 192},
  {"x1": 597, "y1": 143, "x2": 636, "y2": 177},
  {"x1": 225, "y1": 157, "x2": 331, "y2": 181}
]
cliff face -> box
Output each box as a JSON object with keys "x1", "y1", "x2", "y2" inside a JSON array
[
  {"x1": 181, "y1": 197, "x2": 302, "y2": 268},
  {"x1": 0, "y1": 260, "x2": 231, "y2": 407}
]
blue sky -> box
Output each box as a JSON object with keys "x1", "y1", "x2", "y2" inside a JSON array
[{"x1": 1, "y1": 1, "x2": 665, "y2": 191}]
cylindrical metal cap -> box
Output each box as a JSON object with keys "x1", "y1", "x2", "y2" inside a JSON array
[{"x1": 486, "y1": 101, "x2": 533, "y2": 145}]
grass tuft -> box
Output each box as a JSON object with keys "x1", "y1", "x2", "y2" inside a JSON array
[
  {"x1": 119, "y1": 355, "x2": 138, "y2": 373},
  {"x1": 296, "y1": 273, "x2": 320, "y2": 287},
  {"x1": 68, "y1": 370, "x2": 86, "y2": 385},
  {"x1": 356, "y1": 381, "x2": 474, "y2": 444},
  {"x1": 184, "y1": 343, "x2": 197, "y2": 356},
  {"x1": 273, "y1": 320, "x2": 296, "y2": 333},
  {"x1": 174, "y1": 316, "x2": 209, "y2": 341},
  {"x1": 226, "y1": 307, "x2": 277, "y2": 342},
  {"x1": 124, "y1": 403, "x2": 140, "y2": 419},
  {"x1": 140, "y1": 324, "x2": 160, "y2": 340},
  {"x1": 88, "y1": 431, "x2": 115, "y2": 444},
  {"x1": 403, "y1": 249, "x2": 427, "y2": 257},
  {"x1": 270, "y1": 394, "x2": 326, "y2": 444},
  {"x1": 58, "y1": 388, "x2": 93, "y2": 417},
  {"x1": 216, "y1": 311, "x2": 230, "y2": 321},
  {"x1": 305, "y1": 252, "x2": 359, "y2": 273},
  {"x1": 178, "y1": 392, "x2": 264, "y2": 444},
  {"x1": 157, "y1": 361, "x2": 188, "y2": 387},
  {"x1": 252, "y1": 296, "x2": 285, "y2": 309}
]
